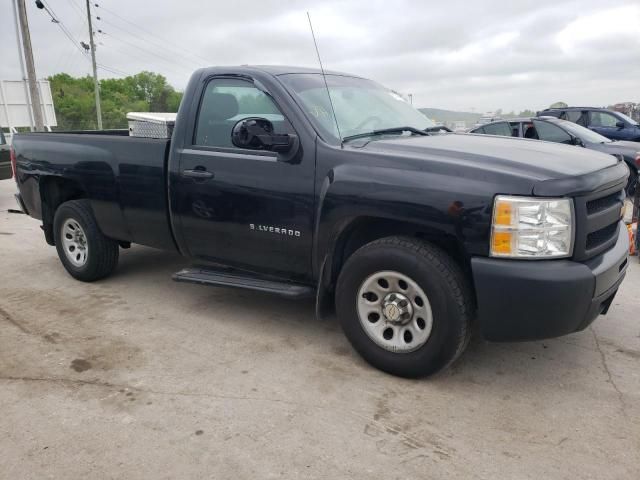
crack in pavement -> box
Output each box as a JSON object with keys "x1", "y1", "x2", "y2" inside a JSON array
[
  {"x1": 0, "y1": 305, "x2": 31, "y2": 334},
  {"x1": 590, "y1": 327, "x2": 629, "y2": 420}
]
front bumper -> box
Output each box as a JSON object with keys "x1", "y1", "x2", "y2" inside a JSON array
[{"x1": 472, "y1": 223, "x2": 629, "y2": 341}]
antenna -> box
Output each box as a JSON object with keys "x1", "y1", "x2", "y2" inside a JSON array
[{"x1": 307, "y1": 12, "x2": 343, "y2": 147}]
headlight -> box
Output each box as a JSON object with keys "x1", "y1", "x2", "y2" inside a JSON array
[{"x1": 490, "y1": 195, "x2": 574, "y2": 259}]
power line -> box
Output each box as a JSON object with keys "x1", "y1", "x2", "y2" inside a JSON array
[
  {"x1": 96, "y1": 30, "x2": 195, "y2": 76},
  {"x1": 93, "y1": 2, "x2": 212, "y2": 67},
  {"x1": 97, "y1": 36, "x2": 185, "y2": 77},
  {"x1": 37, "y1": 1, "x2": 130, "y2": 80},
  {"x1": 95, "y1": 16, "x2": 200, "y2": 72},
  {"x1": 97, "y1": 63, "x2": 130, "y2": 77},
  {"x1": 65, "y1": 0, "x2": 86, "y2": 21},
  {"x1": 38, "y1": 0, "x2": 87, "y2": 57}
]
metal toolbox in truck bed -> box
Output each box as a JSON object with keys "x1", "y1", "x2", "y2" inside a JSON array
[{"x1": 127, "y1": 112, "x2": 177, "y2": 139}]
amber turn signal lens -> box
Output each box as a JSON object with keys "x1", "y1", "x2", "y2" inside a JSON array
[
  {"x1": 492, "y1": 231, "x2": 512, "y2": 254},
  {"x1": 494, "y1": 200, "x2": 512, "y2": 226}
]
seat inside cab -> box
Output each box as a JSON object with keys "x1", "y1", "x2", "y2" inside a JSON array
[{"x1": 523, "y1": 123, "x2": 538, "y2": 139}]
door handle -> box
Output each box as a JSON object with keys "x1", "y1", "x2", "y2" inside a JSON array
[{"x1": 183, "y1": 168, "x2": 214, "y2": 179}]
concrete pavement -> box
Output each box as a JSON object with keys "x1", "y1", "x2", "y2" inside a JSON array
[{"x1": 0, "y1": 178, "x2": 639, "y2": 479}]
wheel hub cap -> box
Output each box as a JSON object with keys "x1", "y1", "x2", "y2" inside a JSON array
[
  {"x1": 61, "y1": 219, "x2": 89, "y2": 267},
  {"x1": 382, "y1": 292, "x2": 412, "y2": 324},
  {"x1": 356, "y1": 270, "x2": 434, "y2": 353}
]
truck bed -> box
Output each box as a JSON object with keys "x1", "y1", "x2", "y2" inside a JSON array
[{"x1": 13, "y1": 131, "x2": 177, "y2": 252}]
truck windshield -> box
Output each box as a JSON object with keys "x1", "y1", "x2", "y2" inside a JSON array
[{"x1": 279, "y1": 74, "x2": 434, "y2": 142}]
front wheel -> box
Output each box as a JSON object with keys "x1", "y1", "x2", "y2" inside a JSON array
[
  {"x1": 53, "y1": 199, "x2": 119, "y2": 282},
  {"x1": 336, "y1": 236, "x2": 473, "y2": 378}
]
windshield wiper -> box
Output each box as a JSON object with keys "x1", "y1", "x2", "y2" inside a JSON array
[{"x1": 343, "y1": 126, "x2": 429, "y2": 143}]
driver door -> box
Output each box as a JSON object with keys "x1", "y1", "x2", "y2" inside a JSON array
[{"x1": 172, "y1": 77, "x2": 315, "y2": 280}]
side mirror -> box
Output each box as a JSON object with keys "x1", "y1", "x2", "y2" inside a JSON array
[
  {"x1": 572, "y1": 136, "x2": 584, "y2": 146},
  {"x1": 231, "y1": 117, "x2": 296, "y2": 153},
  {"x1": 615, "y1": 120, "x2": 625, "y2": 129}
]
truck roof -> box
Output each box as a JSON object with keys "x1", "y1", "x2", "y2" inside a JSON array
[{"x1": 197, "y1": 65, "x2": 361, "y2": 78}]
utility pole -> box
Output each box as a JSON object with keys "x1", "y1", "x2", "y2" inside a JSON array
[
  {"x1": 16, "y1": 0, "x2": 44, "y2": 131},
  {"x1": 85, "y1": 0, "x2": 102, "y2": 129},
  {"x1": 11, "y1": 0, "x2": 34, "y2": 130}
]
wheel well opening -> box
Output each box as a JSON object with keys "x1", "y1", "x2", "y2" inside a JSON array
[
  {"x1": 330, "y1": 217, "x2": 469, "y2": 287},
  {"x1": 40, "y1": 177, "x2": 87, "y2": 245}
]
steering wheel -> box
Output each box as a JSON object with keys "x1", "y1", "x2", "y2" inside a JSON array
[{"x1": 354, "y1": 116, "x2": 383, "y2": 131}]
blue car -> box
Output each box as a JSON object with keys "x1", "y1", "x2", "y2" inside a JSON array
[{"x1": 538, "y1": 107, "x2": 640, "y2": 142}]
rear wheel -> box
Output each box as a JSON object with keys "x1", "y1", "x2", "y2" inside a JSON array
[
  {"x1": 53, "y1": 200, "x2": 119, "y2": 282},
  {"x1": 336, "y1": 236, "x2": 473, "y2": 378}
]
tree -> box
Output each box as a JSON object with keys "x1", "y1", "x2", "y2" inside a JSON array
[{"x1": 49, "y1": 72, "x2": 183, "y2": 130}]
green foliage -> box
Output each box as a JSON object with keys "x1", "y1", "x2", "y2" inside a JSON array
[
  {"x1": 550, "y1": 101, "x2": 568, "y2": 109},
  {"x1": 49, "y1": 72, "x2": 183, "y2": 130}
]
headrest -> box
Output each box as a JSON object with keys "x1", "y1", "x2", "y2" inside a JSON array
[{"x1": 203, "y1": 92, "x2": 239, "y2": 121}]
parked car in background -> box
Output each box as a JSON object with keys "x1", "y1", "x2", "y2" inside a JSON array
[
  {"x1": 472, "y1": 113, "x2": 503, "y2": 129},
  {"x1": 469, "y1": 116, "x2": 640, "y2": 196},
  {"x1": 0, "y1": 130, "x2": 12, "y2": 180},
  {"x1": 538, "y1": 107, "x2": 640, "y2": 142}
]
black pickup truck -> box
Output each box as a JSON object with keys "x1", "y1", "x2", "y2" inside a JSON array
[{"x1": 12, "y1": 66, "x2": 630, "y2": 377}]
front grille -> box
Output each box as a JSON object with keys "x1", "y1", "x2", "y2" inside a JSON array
[
  {"x1": 586, "y1": 192, "x2": 621, "y2": 215},
  {"x1": 586, "y1": 222, "x2": 618, "y2": 250},
  {"x1": 573, "y1": 186, "x2": 624, "y2": 261}
]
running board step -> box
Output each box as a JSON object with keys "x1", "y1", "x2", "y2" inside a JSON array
[{"x1": 172, "y1": 267, "x2": 314, "y2": 299}]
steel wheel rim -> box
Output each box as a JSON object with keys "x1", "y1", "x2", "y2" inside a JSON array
[
  {"x1": 61, "y1": 219, "x2": 89, "y2": 267},
  {"x1": 357, "y1": 270, "x2": 433, "y2": 353}
]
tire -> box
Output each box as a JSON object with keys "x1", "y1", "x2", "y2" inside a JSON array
[
  {"x1": 53, "y1": 199, "x2": 119, "y2": 282},
  {"x1": 335, "y1": 236, "x2": 473, "y2": 378}
]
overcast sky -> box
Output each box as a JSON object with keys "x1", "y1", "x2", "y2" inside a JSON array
[{"x1": 1, "y1": 0, "x2": 639, "y2": 113}]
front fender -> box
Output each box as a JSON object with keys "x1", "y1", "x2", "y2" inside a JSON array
[{"x1": 312, "y1": 163, "x2": 494, "y2": 276}]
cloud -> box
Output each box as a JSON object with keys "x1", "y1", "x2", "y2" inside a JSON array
[{"x1": 0, "y1": 0, "x2": 638, "y2": 113}]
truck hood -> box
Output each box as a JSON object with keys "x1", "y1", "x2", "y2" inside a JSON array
[{"x1": 351, "y1": 133, "x2": 618, "y2": 182}]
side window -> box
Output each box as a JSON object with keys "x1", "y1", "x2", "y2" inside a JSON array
[
  {"x1": 533, "y1": 120, "x2": 572, "y2": 144},
  {"x1": 473, "y1": 127, "x2": 485, "y2": 134},
  {"x1": 563, "y1": 111, "x2": 582, "y2": 123},
  {"x1": 482, "y1": 122, "x2": 512, "y2": 137},
  {"x1": 589, "y1": 111, "x2": 618, "y2": 128},
  {"x1": 195, "y1": 78, "x2": 290, "y2": 148},
  {"x1": 0, "y1": 131, "x2": 5, "y2": 145}
]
